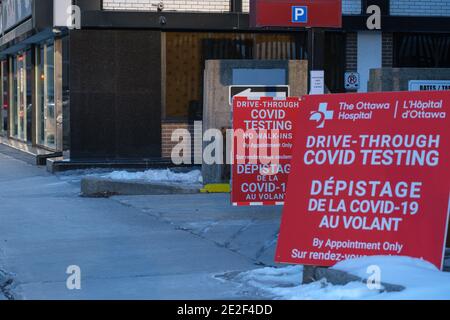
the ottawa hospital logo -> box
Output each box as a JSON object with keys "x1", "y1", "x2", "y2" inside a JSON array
[{"x1": 309, "y1": 103, "x2": 334, "y2": 128}]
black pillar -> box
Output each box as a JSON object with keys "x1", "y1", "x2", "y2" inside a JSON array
[
  {"x1": 308, "y1": 28, "x2": 326, "y2": 71},
  {"x1": 363, "y1": 0, "x2": 390, "y2": 15},
  {"x1": 74, "y1": 0, "x2": 102, "y2": 11},
  {"x1": 230, "y1": 0, "x2": 243, "y2": 13}
]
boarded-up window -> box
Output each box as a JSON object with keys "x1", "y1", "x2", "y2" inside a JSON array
[{"x1": 164, "y1": 32, "x2": 308, "y2": 119}]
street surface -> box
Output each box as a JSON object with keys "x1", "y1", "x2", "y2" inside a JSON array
[{"x1": 0, "y1": 152, "x2": 282, "y2": 300}]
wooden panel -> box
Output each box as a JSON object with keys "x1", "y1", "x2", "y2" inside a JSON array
[{"x1": 164, "y1": 32, "x2": 308, "y2": 119}]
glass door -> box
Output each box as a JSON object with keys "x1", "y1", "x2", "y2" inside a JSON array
[
  {"x1": 10, "y1": 53, "x2": 29, "y2": 142},
  {"x1": 36, "y1": 42, "x2": 56, "y2": 149},
  {"x1": 10, "y1": 56, "x2": 18, "y2": 138},
  {"x1": 0, "y1": 60, "x2": 8, "y2": 136},
  {"x1": 17, "y1": 53, "x2": 27, "y2": 141}
]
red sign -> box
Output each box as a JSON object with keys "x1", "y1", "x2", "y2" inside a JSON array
[
  {"x1": 250, "y1": 0, "x2": 342, "y2": 28},
  {"x1": 232, "y1": 97, "x2": 301, "y2": 206},
  {"x1": 276, "y1": 91, "x2": 450, "y2": 269}
]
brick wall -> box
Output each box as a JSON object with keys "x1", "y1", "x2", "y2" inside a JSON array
[
  {"x1": 162, "y1": 122, "x2": 202, "y2": 161},
  {"x1": 391, "y1": 0, "x2": 450, "y2": 16},
  {"x1": 103, "y1": 1, "x2": 450, "y2": 17},
  {"x1": 382, "y1": 33, "x2": 393, "y2": 68},
  {"x1": 344, "y1": 0, "x2": 450, "y2": 17},
  {"x1": 102, "y1": 0, "x2": 230, "y2": 12},
  {"x1": 343, "y1": 0, "x2": 362, "y2": 15},
  {"x1": 346, "y1": 33, "x2": 358, "y2": 72},
  {"x1": 102, "y1": 0, "x2": 362, "y2": 14},
  {"x1": 243, "y1": 0, "x2": 249, "y2": 13}
]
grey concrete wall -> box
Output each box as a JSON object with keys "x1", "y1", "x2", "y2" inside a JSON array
[
  {"x1": 368, "y1": 68, "x2": 450, "y2": 92},
  {"x1": 202, "y1": 60, "x2": 308, "y2": 184}
]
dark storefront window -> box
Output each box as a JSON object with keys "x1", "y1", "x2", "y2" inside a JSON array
[
  {"x1": 164, "y1": 32, "x2": 308, "y2": 119},
  {"x1": 394, "y1": 33, "x2": 450, "y2": 68},
  {"x1": 0, "y1": 60, "x2": 8, "y2": 135},
  {"x1": 36, "y1": 42, "x2": 56, "y2": 149}
]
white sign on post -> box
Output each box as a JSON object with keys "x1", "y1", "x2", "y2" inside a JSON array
[
  {"x1": 344, "y1": 72, "x2": 360, "y2": 91},
  {"x1": 309, "y1": 70, "x2": 324, "y2": 95},
  {"x1": 229, "y1": 85, "x2": 290, "y2": 105}
]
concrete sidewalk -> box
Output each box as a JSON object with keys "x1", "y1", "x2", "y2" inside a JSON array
[
  {"x1": 0, "y1": 152, "x2": 274, "y2": 300},
  {"x1": 112, "y1": 194, "x2": 282, "y2": 267}
]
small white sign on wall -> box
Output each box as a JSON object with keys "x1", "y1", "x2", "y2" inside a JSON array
[
  {"x1": 309, "y1": 70, "x2": 325, "y2": 95},
  {"x1": 409, "y1": 80, "x2": 450, "y2": 91},
  {"x1": 344, "y1": 72, "x2": 360, "y2": 91}
]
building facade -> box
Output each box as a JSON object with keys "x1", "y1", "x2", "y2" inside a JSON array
[{"x1": 0, "y1": 0, "x2": 449, "y2": 165}]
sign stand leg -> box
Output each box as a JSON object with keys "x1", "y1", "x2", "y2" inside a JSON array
[{"x1": 302, "y1": 265, "x2": 318, "y2": 284}]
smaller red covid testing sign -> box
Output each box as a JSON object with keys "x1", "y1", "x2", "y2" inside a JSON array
[
  {"x1": 276, "y1": 91, "x2": 450, "y2": 269},
  {"x1": 232, "y1": 97, "x2": 301, "y2": 206}
]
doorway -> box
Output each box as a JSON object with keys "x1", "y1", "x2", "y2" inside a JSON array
[
  {"x1": 10, "y1": 51, "x2": 32, "y2": 143},
  {"x1": 36, "y1": 42, "x2": 56, "y2": 149}
]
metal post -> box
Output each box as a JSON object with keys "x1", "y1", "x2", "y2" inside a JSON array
[{"x1": 307, "y1": 28, "x2": 326, "y2": 92}]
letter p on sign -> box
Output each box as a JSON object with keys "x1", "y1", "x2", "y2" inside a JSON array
[{"x1": 292, "y1": 6, "x2": 308, "y2": 23}]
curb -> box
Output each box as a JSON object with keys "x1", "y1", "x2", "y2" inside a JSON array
[
  {"x1": 200, "y1": 184, "x2": 231, "y2": 193},
  {"x1": 81, "y1": 177, "x2": 201, "y2": 197}
]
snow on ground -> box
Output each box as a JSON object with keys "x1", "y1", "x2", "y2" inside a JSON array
[
  {"x1": 237, "y1": 256, "x2": 450, "y2": 300},
  {"x1": 57, "y1": 168, "x2": 203, "y2": 185},
  {"x1": 237, "y1": 265, "x2": 380, "y2": 300},
  {"x1": 102, "y1": 169, "x2": 203, "y2": 184},
  {"x1": 239, "y1": 265, "x2": 303, "y2": 290},
  {"x1": 333, "y1": 256, "x2": 450, "y2": 300}
]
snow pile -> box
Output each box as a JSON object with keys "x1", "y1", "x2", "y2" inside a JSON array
[
  {"x1": 238, "y1": 256, "x2": 450, "y2": 300},
  {"x1": 237, "y1": 265, "x2": 379, "y2": 300},
  {"x1": 333, "y1": 256, "x2": 450, "y2": 300},
  {"x1": 102, "y1": 169, "x2": 203, "y2": 184},
  {"x1": 238, "y1": 265, "x2": 303, "y2": 291}
]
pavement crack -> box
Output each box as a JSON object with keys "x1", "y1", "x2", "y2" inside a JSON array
[
  {"x1": 254, "y1": 231, "x2": 279, "y2": 260},
  {"x1": 223, "y1": 220, "x2": 254, "y2": 248}
]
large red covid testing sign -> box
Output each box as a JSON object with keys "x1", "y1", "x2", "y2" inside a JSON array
[
  {"x1": 276, "y1": 91, "x2": 450, "y2": 269},
  {"x1": 232, "y1": 97, "x2": 301, "y2": 206}
]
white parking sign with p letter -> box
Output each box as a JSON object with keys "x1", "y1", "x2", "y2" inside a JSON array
[
  {"x1": 292, "y1": 6, "x2": 308, "y2": 23},
  {"x1": 66, "y1": 265, "x2": 81, "y2": 290}
]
